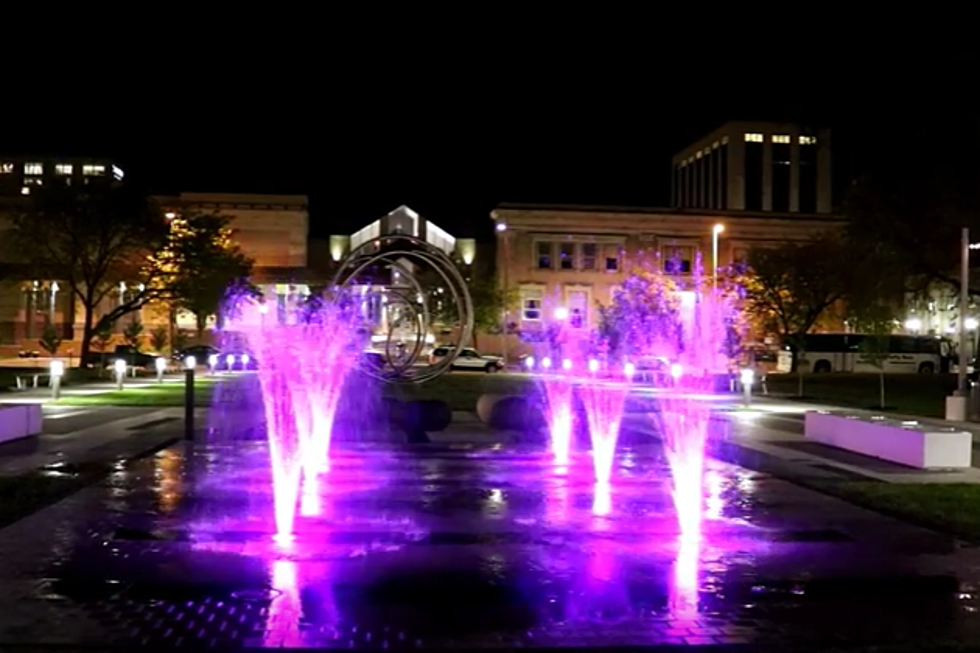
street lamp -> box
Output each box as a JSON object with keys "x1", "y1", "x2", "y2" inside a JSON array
[
  {"x1": 498, "y1": 222, "x2": 511, "y2": 367},
  {"x1": 712, "y1": 224, "x2": 724, "y2": 288},
  {"x1": 50, "y1": 359, "x2": 64, "y2": 400},
  {"x1": 155, "y1": 357, "x2": 167, "y2": 383},
  {"x1": 114, "y1": 359, "x2": 126, "y2": 391},
  {"x1": 554, "y1": 307, "x2": 568, "y2": 321}
]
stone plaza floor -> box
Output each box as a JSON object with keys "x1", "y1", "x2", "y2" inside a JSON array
[{"x1": 4, "y1": 436, "x2": 980, "y2": 650}]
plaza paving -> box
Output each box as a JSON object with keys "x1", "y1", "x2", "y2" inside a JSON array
[{"x1": 3, "y1": 431, "x2": 980, "y2": 650}]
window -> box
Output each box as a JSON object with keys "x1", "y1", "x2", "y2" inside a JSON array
[
  {"x1": 800, "y1": 135, "x2": 817, "y2": 145},
  {"x1": 567, "y1": 289, "x2": 588, "y2": 329},
  {"x1": 82, "y1": 164, "x2": 105, "y2": 176},
  {"x1": 664, "y1": 245, "x2": 694, "y2": 274},
  {"x1": 772, "y1": 134, "x2": 791, "y2": 144},
  {"x1": 537, "y1": 242, "x2": 553, "y2": 269},
  {"x1": 112, "y1": 164, "x2": 124, "y2": 180},
  {"x1": 24, "y1": 162, "x2": 43, "y2": 175},
  {"x1": 521, "y1": 288, "x2": 544, "y2": 321},
  {"x1": 55, "y1": 164, "x2": 73, "y2": 175},
  {"x1": 0, "y1": 163, "x2": 13, "y2": 174},
  {"x1": 772, "y1": 142, "x2": 791, "y2": 212},
  {"x1": 24, "y1": 177, "x2": 43, "y2": 186},
  {"x1": 604, "y1": 245, "x2": 620, "y2": 272},
  {"x1": 559, "y1": 242, "x2": 575, "y2": 270},
  {"x1": 744, "y1": 133, "x2": 763, "y2": 142},
  {"x1": 581, "y1": 243, "x2": 597, "y2": 270}
]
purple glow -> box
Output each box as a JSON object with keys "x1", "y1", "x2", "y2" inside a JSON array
[
  {"x1": 540, "y1": 368, "x2": 574, "y2": 464},
  {"x1": 233, "y1": 300, "x2": 359, "y2": 540},
  {"x1": 580, "y1": 366, "x2": 630, "y2": 486}
]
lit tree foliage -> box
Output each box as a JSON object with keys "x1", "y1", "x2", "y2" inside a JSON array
[
  {"x1": 5, "y1": 184, "x2": 169, "y2": 362},
  {"x1": 597, "y1": 264, "x2": 682, "y2": 360},
  {"x1": 156, "y1": 211, "x2": 258, "y2": 337}
]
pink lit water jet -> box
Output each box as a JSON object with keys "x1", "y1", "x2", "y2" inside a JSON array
[
  {"x1": 538, "y1": 357, "x2": 575, "y2": 464},
  {"x1": 579, "y1": 359, "x2": 631, "y2": 486}
]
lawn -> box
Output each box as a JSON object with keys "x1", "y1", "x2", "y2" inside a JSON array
[
  {"x1": 765, "y1": 373, "x2": 956, "y2": 418},
  {"x1": 54, "y1": 377, "x2": 221, "y2": 407},
  {"x1": 385, "y1": 372, "x2": 537, "y2": 411},
  {"x1": 824, "y1": 482, "x2": 980, "y2": 543},
  {"x1": 0, "y1": 463, "x2": 106, "y2": 529}
]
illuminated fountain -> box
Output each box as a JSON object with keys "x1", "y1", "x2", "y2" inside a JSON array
[
  {"x1": 533, "y1": 355, "x2": 576, "y2": 464},
  {"x1": 579, "y1": 358, "x2": 632, "y2": 487}
]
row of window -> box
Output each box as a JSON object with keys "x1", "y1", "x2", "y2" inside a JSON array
[
  {"x1": 1, "y1": 162, "x2": 109, "y2": 176},
  {"x1": 534, "y1": 241, "x2": 750, "y2": 273},
  {"x1": 520, "y1": 287, "x2": 590, "y2": 328},
  {"x1": 744, "y1": 133, "x2": 817, "y2": 144}
]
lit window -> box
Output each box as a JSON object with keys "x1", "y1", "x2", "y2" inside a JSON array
[
  {"x1": 521, "y1": 289, "x2": 544, "y2": 321},
  {"x1": 83, "y1": 164, "x2": 105, "y2": 176},
  {"x1": 664, "y1": 246, "x2": 694, "y2": 274},
  {"x1": 0, "y1": 163, "x2": 13, "y2": 174},
  {"x1": 24, "y1": 177, "x2": 43, "y2": 186},
  {"x1": 744, "y1": 133, "x2": 763, "y2": 143},
  {"x1": 581, "y1": 243, "x2": 597, "y2": 270},
  {"x1": 537, "y1": 242, "x2": 553, "y2": 270},
  {"x1": 55, "y1": 164, "x2": 73, "y2": 175},
  {"x1": 696, "y1": 150, "x2": 703, "y2": 159},
  {"x1": 568, "y1": 290, "x2": 588, "y2": 329},
  {"x1": 559, "y1": 242, "x2": 575, "y2": 270},
  {"x1": 24, "y1": 162, "x2": 43, "y2": 175},
  {"x1": 800, "y1": 135, "x2": 817, "y2": 145},
  {"x1": 772, "y1": 134, "x2": 791, "y2": 144},
  {"x1": 112, "y1": 164, "x2": 124, "y2": 180},
  {"x1": 21, "y1": 186, "x2": 30, "y2": 195},
  {"x1": 721, "y1": 135, "x2": 729, "y2": 145}
]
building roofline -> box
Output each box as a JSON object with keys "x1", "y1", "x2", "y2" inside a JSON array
[
  {"x1": 153, "y1": 192, "x2": 309, "y2": 206},
  {"x1": 492, "y1": 202, "x2": 845, "y2": 222}
]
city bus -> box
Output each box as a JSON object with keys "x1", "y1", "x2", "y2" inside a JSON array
[{"x1": 776, "y1": 333, "x2": 954, "y2": 374}]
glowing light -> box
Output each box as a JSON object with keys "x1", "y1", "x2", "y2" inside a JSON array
[
  {"x1": 670, "y1": 363, "x2": 683, "y2": 380},
  {"x1": 967, "y1": 318, "x2": 978, "y2": 330},
  {"x1": 50, "y1": 360, "x2": 64, "y2": 377},
  {"x1": 554, "y1": 307, "x2": 568, "y2": 320},
  {"x1": 242, "y1": 354, "x2": 251, "y2": 366},
  {"x1": 208, "y1": 354, "x2": 218, "y2": 369},
  {"x1": 740, "y1": 368, "x2": 754, "y2": 385},
  {"x1": 259, "y1": 304, "x2": 269, "y2": 314},
  {"x1": 588, "y1": 359, "x2": 599, "y2": 373},
  {"x1": 185, "y1": 355, "x2": 196, "y2": 369},
  {"x1": 114, "y1": 359, "x2": 126, "y2": 375},
  {"x1": 562, "y1": 358, "x2": 572, "y2": 371},
  {"x1": 524, "y1": 356, "x2": 535, "y2": 370},
  {"x1": 165, "y1": 212, "x2": 176, "y2": 220},
  {"x1": 713, "y1": 223, "x2": 724, "y2": 234},
  {"x1": 226, "y1": 354, "x2": 235, "y2": 368},
  {"x1": 905, "y1": 317, "x2": 922, "y2": 330},
  {"x1": 496, "y1": 222, "x2": 507, "y2": 232},
  {"x1": 155, "y1": 357, "x2": 166, "y2": 372},
  {"x1": 623, "y1": 362, "x2": 635, "y2": 378},
  {"x1": 542, "y1": 357, "x2": 552, "y2": 370}
]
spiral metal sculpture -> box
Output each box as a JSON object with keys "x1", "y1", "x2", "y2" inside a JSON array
[{"x1": 329, "y1": 234, "x2": 474, "y2": 384}]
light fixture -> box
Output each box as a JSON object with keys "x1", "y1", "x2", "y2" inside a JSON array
[
  {"x1": 904, "y1": 317, "x2": 922, "y2": 331},
  {"x1": 185, "y1": 355, "x2": 197, "y2": 370},
  {"x1": 713, "y1": 224, "x2": 725, "y2": 234},
  {"x1": 966, "y1": 318, "x2": 978, "y2": 331},
  {"x1": 496, "y1": 223, "x2": 507, "y2": 232},
  {"x1": 554, "y1": 307, "x2": 568, "y2": 320}
]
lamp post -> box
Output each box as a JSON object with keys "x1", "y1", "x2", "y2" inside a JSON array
[
  {"x1": 496, "y1": 222, "x2": 510, "y2": 366},
  {"x1": 184, "y1": 355, "x2": 196, "y2": 441},
  {"x1": 155, "y1": 357, "x2": 166, "y2": 383},
  {"x1": 960, "y1": 228, "x2": 970, "y2": 397},
  {"x1": 740, "y1": 367, "x2": 755, "y2": 408},
  {"x1": 712, "y1": 224, "x2": 724, "y2": 289}
]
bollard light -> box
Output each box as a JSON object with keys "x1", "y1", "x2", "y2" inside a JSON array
[
  {"x1": 185, "y1": 355, "x2": 197, "y2": 370},
  {"x1": 50, "y1": 359, "x2": 64, "y2": 400},
  {"x1": 554, "y1": 307, "x2": 568, "y2": 321},
  {"x1": 562, "y1": 358, "x2": 572, "y2": 371},
  {"x1": 670, "y1": 363, "x2": 683, "y2": 380},
  {"x1": 624, "y1": 361, "x2": 635, "y2": 379},
  {"x1": 524, "y1": 356, "x2": 535, "y2": 370},
  {"x1": 541, "y1": 357, "x2": 552, "y2": 370},
  {"x1": 208, "y1": 354, "x2": 218, "y2": 374},
  {"x1": 225, "y1": 354, "x2": 235, "y2": 370},
  {"x1": 114, "y1": 359, "x2": 126, "y2": 390},
  {"x1": 155, "y1": 357, "x2": 166, "y2": 383},
  {"x1": 588, "y1": 359, "x2": 600, "y2": 374},
  {"x1": 241, "y1": 354, "x2": 250, "y2": 367},
  {"x1": 740, "y1": 367, "x2": 755, "y2": 407}
]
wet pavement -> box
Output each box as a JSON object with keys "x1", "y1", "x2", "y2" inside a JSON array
[{"x1": 4, "y1": 436, "x2": 980, "y2": 650}]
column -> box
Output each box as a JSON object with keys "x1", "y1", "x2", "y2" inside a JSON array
[
  {"x1": 816, "y1": 130, "x2": 832, "y2": 213},
  {"x1": 762, "y1": 140, "x2": 773, "y2": 211},
  {"x1": 727, "y1": 139, "x2": 745, "y2": 210},
  {"x1": 789, "y1": 137, "x2": 801, "y2": 212}
]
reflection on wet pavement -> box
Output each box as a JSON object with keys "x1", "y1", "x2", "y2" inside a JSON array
[{"x1": 2, "y1": 440, "x2": 980, "y2": 649}]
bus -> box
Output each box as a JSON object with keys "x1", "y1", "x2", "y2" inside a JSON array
[{"x1": 776, "y1": 333, "x2": 954, "y2": 374}]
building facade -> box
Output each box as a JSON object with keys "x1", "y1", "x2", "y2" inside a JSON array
[
  {"x1": 671, "y1": 121, "x2": 832, "y2": 214},
  {"x1": 491, "y1": 204, "x2": 847, "y2": 357},
  {"x1": 0, "y1": 156, "x2": 123, "y2": 198}
]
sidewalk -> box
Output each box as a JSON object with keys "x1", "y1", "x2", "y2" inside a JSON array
[{"x1": 0, "y1": 407, "x2": 191, "y2": 476}]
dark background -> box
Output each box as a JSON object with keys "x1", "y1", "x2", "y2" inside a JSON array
[{"x1": 3, "y1": 31, "x2": 977, "y2": 244}]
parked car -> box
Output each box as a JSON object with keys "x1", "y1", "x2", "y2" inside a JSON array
[{"x1": 429, "y1": 346, "x2": 504, "y2": 373}]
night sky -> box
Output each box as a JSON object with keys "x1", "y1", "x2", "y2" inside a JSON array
[{"x1": 4, "y1": 39, "x2": 978, "y2": 244}]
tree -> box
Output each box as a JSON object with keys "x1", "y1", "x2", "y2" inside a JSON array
[
  {"x1": 149, "y1": 326, "x2": 168, "y2": 353},
  {"x1": 39, "y1": 322, "x2": 62, "y2": 356},
  {"x1": 7, "y1": 184, "x2": 169, "y2": 363},
  {"x1": 597, "y1": 264, "x2": 682, "y2": 361},
  {"x1": 468, "y1": 275, "x2": 516, "y2": 349},
  {"x1": 159, "y1": 211, "x2": 258, "y2": 337},
  {"x1": 123, "y1": 319, "x2": 144, "y2": 348},
  {"x1": 90, "y1": 319, "x2": 114, "y2": 374},
  {"x1": 851, "y1": 303, "x2": 896, "y2": 409},
  {"x1": 744, "y1": 233, "x2": 851, "y2": 375}
]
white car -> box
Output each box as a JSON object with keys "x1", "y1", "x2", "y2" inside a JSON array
[{"x1": 429, "y1": 346, "x2": 505, "y2": 373}]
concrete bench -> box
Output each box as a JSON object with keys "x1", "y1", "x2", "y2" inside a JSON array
[
  {"x1": 0, "y1": 404, "x2": 43, "y2": 445},
  {"x1": 804, "y1": 410, "x2": 973, "y2": 469},
  {"x1": 14, "y1": 373, "x2": 50, "y2": 390}
]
